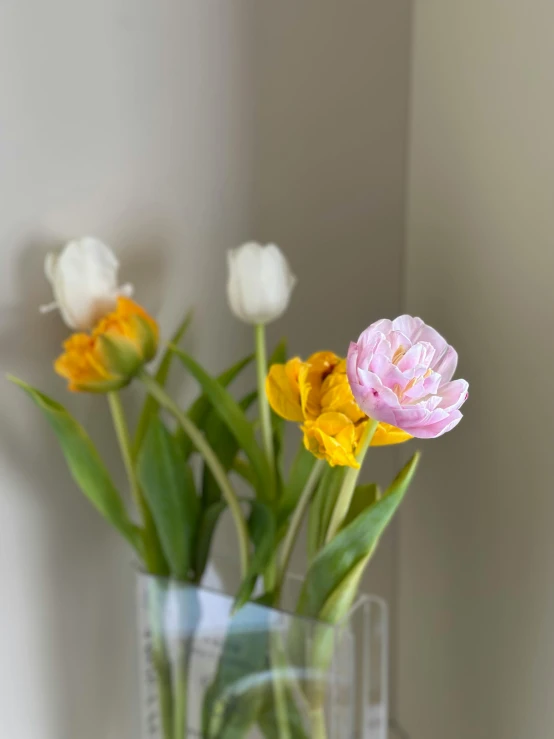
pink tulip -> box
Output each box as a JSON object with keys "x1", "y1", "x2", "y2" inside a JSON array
[{"x1": 347, "y1": 316, "x2": 468, "y2": 439}]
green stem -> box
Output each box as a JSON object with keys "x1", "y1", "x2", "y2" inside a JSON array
[
  {"x1": 108, "y1": 392, "x2": 165, "y2": 573},
  {"x1": 147, "y1": 581, "x2": 174, "y2": 739},
  {"x1": 325, "y1": 418, "x2": 380, "y2": 543},
  {"x1": 276, "y1": 460, "x2": 325, "y2": 595},
  {"x1": 308, "y1": 706, "x2": 328, "y2": 739},
  {"x1": 307, "y1": 477, "x2": 324, "y2": 562},
  {"x1": 138, "y1": 370, "x2": 250, "y2": 578},
  {"x1": 172, "y1": 640, "x2": 188, "y2": 739},
  {"x1": 255, "y1": 323, "x2": 274, "y2": 470},
  {"x1": 270, "y1": 631, "x2": 292, "y2": 739}
]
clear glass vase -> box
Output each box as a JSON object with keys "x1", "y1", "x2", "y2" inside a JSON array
[{"x1": 138, "y1": 563, "x2": 388, "y2": 739}]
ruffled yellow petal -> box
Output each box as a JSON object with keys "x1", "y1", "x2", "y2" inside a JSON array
[
  {"x1": 55, "y1": 297, "x2": 158, "y2": 393},
  {"x1": 266, "y1": 358, "x2": 304, "y2": 422},
  {"x1": 302, "y1": 411, "x2": 360, "y2": 468},
  {"x1": 320, "y1": 366, "x2": 366, "y2": 424},
  {"x1": 299, "y1": 351, "x2": 340, "y2": 420},
  {"x1": 371, "y1": 422, "x2": 413, "y2": 447}
]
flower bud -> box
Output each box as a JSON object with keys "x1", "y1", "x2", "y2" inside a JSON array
[
  {"x1": 55, "y1": 297, "x2": 158, "y2": 393},
  {"x1": 227, "y1": 242, "x2": 296, "y2": 325}
]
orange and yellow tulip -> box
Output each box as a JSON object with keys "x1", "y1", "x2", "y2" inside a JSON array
[{"x1": 55, "y1": 297, "x2": 158, "y2": 392}]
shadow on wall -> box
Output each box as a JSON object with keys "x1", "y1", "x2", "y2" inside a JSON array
[{"x1": 0, "y1": 233, "x2": 167, "y2": 739}]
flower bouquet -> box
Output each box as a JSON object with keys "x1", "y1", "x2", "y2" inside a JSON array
[{"x1": 9, "y1": 238, "x2": 468, "y2": 738}]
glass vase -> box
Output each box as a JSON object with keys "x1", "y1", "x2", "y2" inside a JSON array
[{"x1": 138, "y1": 563, "x2": 388, "y2": 739}]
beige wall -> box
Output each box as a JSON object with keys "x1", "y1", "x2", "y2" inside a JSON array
[
  {"x1": 399, "y1": 2, "x2": 554, "y2": 737},
  {"x1": 0, "y1": 1, "x2": 411, "y2": 736},
  {"x1": 0, "y1": 2, "x2": 256, "y2": 737},
  {"x1": 250, "y1": 0, "x2": 412, "y2": 692}
]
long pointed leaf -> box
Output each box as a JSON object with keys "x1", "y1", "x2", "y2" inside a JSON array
[
  {"x1": 341, "y1": 483, "x2": 381, "y2": 530},
  {"x1": 179, "y1": 353, "x2": 254, "y2": 460},
  {"x1": 194, "y1": 392, "x2": 258, "y2": 583},
  {"x1": 234, "y1": 501, "x2": 277, "y2": 611},
  {"x1": 10, "y1": 377, "x2": 142, "y2": 554},
  {"x1": 202, "y1": 390, "x2": 258, "y2": 508},
  {"x1": 298, "y1": 452, "x2": 420, "y2": 622},
  {"x1": 194, "y1": 501, "x2": 226, "y2": 582},
  {"x1": 133, "y1": 308, "x2": 193, "y2": 458},
  {"x1": 172, "y1": 347, "x2": 272, "y2": 499},
  {"x1": 137, "y1": 416, "x2": 199, "y2": 579},
  {"x1": 203, "y1": 602, "x2": 271, "y2": 738},
  {"x1": 317, "y1": 465, "x2": 347, "y2": 548},
  {"x1": 278, "y1": 444, "x2": 317, "y2": 526}
]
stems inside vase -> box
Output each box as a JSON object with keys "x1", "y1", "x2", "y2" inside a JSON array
[{"x1": 172, "y1": 639, "x2": 188, "y2": 739}]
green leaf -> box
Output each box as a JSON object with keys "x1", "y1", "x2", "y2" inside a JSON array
[
  {"x1": 202, "y1": 390, "x2": 258, "y2": 509},
  {"x1": 194, "y1": 501, "x2": 226, "y2": 582},
  {"x1": 278, "y1": 444, "x2": 317, "y2": 526},
  {"x1": 231, "y1": 458, "x2": 257, "y2": 487},
  {"x1": 172, "y1": 347, "x2": 272, "y2": 499},
  {"x1": 203, "y1": 603, "x2": 271, "y2": 738},
  {"x1": 307, "y1": 465, "x2": 346, "y2": 559},
  {"x1": 234, "y1": 501, "x2": 276, "y2": 611},
  {"x1": 179, "y1": 353, "x2": 254, "y2": 460},
  {"x1": 341, "y1": 483, "x2": 381, "y2": 530},
  {"x1": 298, "y1": 452, "x2": 420, "y2": 623},
  {"x1": 137, "y1": 416, "x2": 199, "y2": 580},
  {"x1": 9, "y1": 377, "x2": 142, "y2": 553},
  {"x1": 268, "y1": 338, "x2": 287, "y2": 367},
  {"x1": 317, "y1": 465, "x2": 347, "y2": 548},
  {"x1": 257, "y1": 682, "x2": 310, "y2": 739},
  {"x1": 133, "y1": 308, "x2": 193, "y2": 458}
]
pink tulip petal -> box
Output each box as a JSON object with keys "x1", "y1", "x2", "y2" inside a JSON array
[
  {"x1": 392, "y1": 315, "x2": 423, "y2": 338},
  {"x1": 437, "y1": 379, "x2": 469, "y2": 411},
  {"x1": 410, "y1": 410, "x2": 463, "y2": 439},
  {"x1": 368, "y1": 354, "x2": 407, "y2": 389},
  {"x1": 390, "y1": 406, "x2": 441, "y2": 428},
  {"x1": 397, "y1": 343, "x2": 426, "y2": 371},
  {"x1": 369, "y1": 318, "x2": 393, "y2": 335},
  {"x1": 412, "y1": 323, "x2": 448, "y2": 358},
  {"x1": 432, "y1": 345, "x2": 459, "y2": 383},
  {"x1": 388, "y1": 330, "x2": 412, "y2": 357},
  {"x1": 355, "y1": 369, "x2": 401, "y2": 407},
  {"x1": 402, "y1": 371, "x2": 442, "y2": 401}
]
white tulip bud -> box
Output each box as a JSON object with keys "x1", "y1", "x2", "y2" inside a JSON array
[
  {"x1": 40, "y1": 237, "x2": 133, "y2": 331},
  {"x1": 226, "y1": 242, "x2": 296, "y2": 325}
]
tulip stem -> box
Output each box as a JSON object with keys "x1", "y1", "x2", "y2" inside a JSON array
[
  {"x1": 276, "y1": 459, "x2": 325, "y2": 595},
  {"x1": 325, "y1": 418, "x2": 380, "y2": 543},
  {"x1": 138, "y1": 370, "x2": 250, "y2": 578},
  {"x1": 108, "y1": 392, "x2": 165, "y2": 573},
  {"x1": 255, "y1": 323, "x2": 275, "y2": 471}
]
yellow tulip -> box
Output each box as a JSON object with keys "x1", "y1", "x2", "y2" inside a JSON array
[
  {"x1": 266, "y1": 351, "x2": 412, "y2": 467},
  {"x1": 302, "y1": 412, "x2": 360, "y2": 468},
  {"x1": 55, "y1": 297, "x2": 158, "y2": 392}
]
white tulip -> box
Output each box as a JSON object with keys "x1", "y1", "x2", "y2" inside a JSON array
[
  {"x1": 226, "y1": 242, "x2": 296, "y2": 325},
  {"x1": 40, "y1": 237, "x2": 133, "y2": 331}
]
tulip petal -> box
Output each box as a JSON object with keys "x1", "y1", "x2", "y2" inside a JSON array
[
  {"x1": 392, "y1": 315, "x2": 424, "y2": 338},
  {"x1": 371, "y1": 422, "x2": 412, "y2": 446},
  {"x1": 409, "y1": 410, "x2": 463, "y2": 439},
  {"x1": 266, "y1": 361, "x2": 304, "y2": 422},
  {"x1": 43, "y1": 237, "x2": 132, "y2": 331},
  {"x1": 432, "y1": 345, "x2": 459, "y2": 383},
  {"x1": 437, "y1": 379, "x2": 469, "y2": 411}
]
